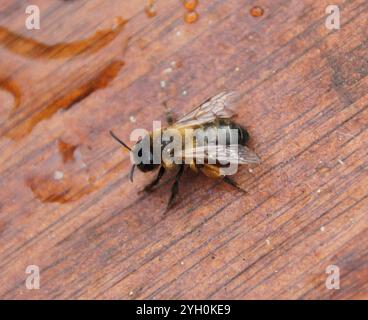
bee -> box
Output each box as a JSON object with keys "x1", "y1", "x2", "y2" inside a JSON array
[{"x1": 110, "y1": 91, "x2": 260, "y2": 209}]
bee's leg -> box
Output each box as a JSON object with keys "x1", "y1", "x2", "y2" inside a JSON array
[
  {"x1": 223, "y1": 176, "x2": 246, "y2": 193},
  {"x1": 141, "y1": 166, "x2": 166, "y2": 193},
  {"x1": 167, "y1": 164, "x2": 185, "y2": 210},
  {"x1": 163, "y1": 101, "x2": 175, "y2": 125}
]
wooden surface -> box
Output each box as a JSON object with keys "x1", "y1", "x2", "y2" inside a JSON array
[{"x1": 0, "y1": 0, "x2": 367, "y2": 299}]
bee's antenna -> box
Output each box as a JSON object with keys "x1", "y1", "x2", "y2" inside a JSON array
[
  {"x1": 109, "y1": 130, "x2": 131, "y2": 151},
  {"x1": 129, "y1": 164, "x2": 135, "y2": 182}
]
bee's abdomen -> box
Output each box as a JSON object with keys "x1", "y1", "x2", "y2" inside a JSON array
[
  {"x1": 199, "y1": 121, "x2": 249, "y2": 146},
  {"x1": 225, "y1": 121, "x2": 249, "y2": 145}
]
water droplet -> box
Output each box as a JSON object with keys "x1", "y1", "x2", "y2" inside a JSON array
[
  {"x1": 184, "y1": 11, "x2": 199, "y2": 24},
  {"x1": 0, "y1": 17, "x2": 127, "y2": 59},
  {"x1": 53, "y1": 170, "x2": 64, "y2": 180},
  {"x1": 26, "y1": 142, "x2": 97, "y2": 203},
  {"x1": 163, "y1": 67, "x2": 173, "y2": 74},
  {"x1": 145, "y1": 0, "x2": 157, "y2": 18},
  {"x1": 171, "y1": 59, "x2": 183, "y2": 69},
  {"x1": 160, "y1": 80, "x2": 167, "y2": 88},
  {"x1": 183, "y1": 0, "x2": 198, "y2": 11},
  {"x1": 4, "y1": 60, "x2": 125, "y2": 140},
  {"x1": 250, "y1": 6, "x2": 264, "y2": 17}
]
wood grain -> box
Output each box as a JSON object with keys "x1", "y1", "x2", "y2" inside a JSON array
[{"x1": 0, "y1": 0, "x2": 367, "y2": 299}]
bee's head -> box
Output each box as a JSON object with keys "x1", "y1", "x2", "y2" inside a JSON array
[
  {"x1": 133, "y1": 138, "x2": 159, "y2": 173},
  {"x1": 109, "y1": 131, "x2": 158, "y2": 182}
]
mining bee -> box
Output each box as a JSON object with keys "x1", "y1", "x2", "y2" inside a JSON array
[{"x1": 110, "y1": 91, "x2": 260, "y2": 209}]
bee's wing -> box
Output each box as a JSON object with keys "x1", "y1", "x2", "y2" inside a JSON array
[
  {"x1": 174, "y1": 91, "x2": 240, "y2": 128},
  {"x1": 180, "y1": 144, "x2": 260, "y2": 164}
]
